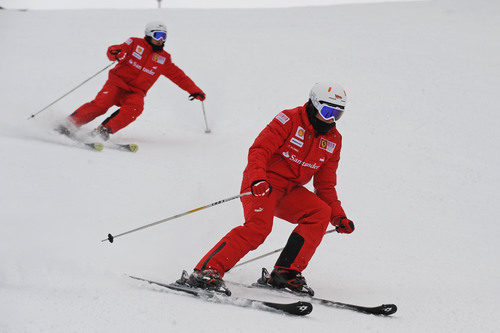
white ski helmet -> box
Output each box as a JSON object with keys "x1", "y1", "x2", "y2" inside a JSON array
[
  {"x1": 145, "y1": 21, "x2": 167, "y2": 41},
  {"x1": 309, "y1": 82, "x2": 347, "y2": 121}
]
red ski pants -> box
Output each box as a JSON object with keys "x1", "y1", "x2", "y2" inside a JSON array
[
  {"x1": 70, "y1": 80, "x2": 144, "y2": 133},
  {"x1": 195, "y1": 185, "x2": 331, "y2": 276}
]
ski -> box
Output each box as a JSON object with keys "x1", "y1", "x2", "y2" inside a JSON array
[
  {"x1": 248, "y1": 283, "x2": 397, "y2": 315},
  {"x1": 129, "y1": 274, "x2": 313, "y2": 316},
  {"x1": 105, "y1": 142, "x2": 139, "y2": 153},
  {"x1": 54, "y1": 126, "x2": 104, "y2": 151},
  {"x1": 226, "y1": 268, "x2": 397, "y2": 316}
]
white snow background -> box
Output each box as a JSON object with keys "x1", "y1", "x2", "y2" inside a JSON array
[{"x1": 0, "y1": 0, "x2": 499, "y2": 331}]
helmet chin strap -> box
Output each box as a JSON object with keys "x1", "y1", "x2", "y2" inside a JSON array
[{"x1": 306, "y1": 101, "x2": 336, "y2": 136}]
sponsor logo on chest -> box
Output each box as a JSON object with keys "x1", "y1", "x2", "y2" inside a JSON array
[
  {"x1": 152, "y1": 54, "x2": 166, "y2": 64},
  {"x1": 289, "y1": 126, "x2": 306, "y2": 148},
  {"x1": 132, "y1": 45, "x2": 144, "y2": 60},
  {"x1": 129, "y1": 59, "x2": 142, "y2": 70},
  {"x1": 142, "y1": 67, "x2": 156, "y2": 75},
  {"x1": 295, "y1": 126, "x2": 305, "y2": 139},
  {"x1": 282, "y1": 151, "x2": 320, "y2": 170},
  {"x1": 319, "y1": 138, "x2": 336, "y2": 153}
]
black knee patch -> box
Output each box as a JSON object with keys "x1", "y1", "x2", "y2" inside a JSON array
[
  {"x1": 275, "y1": 232, "x2": 305, "y2": 268},
  {"x1": 102, "y1": 109, "x2": 120, "y2": 126}
]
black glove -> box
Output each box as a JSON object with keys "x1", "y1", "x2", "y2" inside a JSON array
[
  {"x1": 189, "y1": 92, "x2": 206, "y2": 101},
  {"x1": 333, "y1": 217, "x2": 355, "y2": 234},
  {"x1": 108, "y1": 49, "x2": 125, "y2": 61},
  {"x1": 250, "y1": 180, "x2": 272, "y2": 197}
]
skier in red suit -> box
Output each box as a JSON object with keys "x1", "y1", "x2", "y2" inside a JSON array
[
  {"x1": 184, "y1": 82, "x2": 355, "y2": 296},
  {"x1": 60, "y1": 21, "x2": 205, "y2": 140}
]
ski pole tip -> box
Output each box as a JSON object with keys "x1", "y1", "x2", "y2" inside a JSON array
[{"x1": 102, "y1": 234, "x2": 114, "y2": 243}]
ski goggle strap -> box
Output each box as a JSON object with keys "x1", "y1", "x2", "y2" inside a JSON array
[
  {"x1": 151, "y1": 31, "x2": 167, "y2": 41},
  {"x1": 319, "y1": 104, "x2": 344, "y2": 121}
]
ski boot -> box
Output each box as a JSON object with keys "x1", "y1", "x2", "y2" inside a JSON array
[
  {"x1": 257, "y1": 267, "x2": 314, "y2": 296},
  {"x1": 178, "y1": 269, "x2": 231, "y2": 296},
  {"x1": 91, "y1": 125, "x2": 112, "y2": 141},
  {"x1": 54, "y1": 120, "x2": 78, "y2": 137}
]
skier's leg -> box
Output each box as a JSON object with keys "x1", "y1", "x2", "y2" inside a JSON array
[
  {"x1": 69, "y1": 81, "x2": 120, "y2": 127},
  {"x1": 99, "y1": 92, "x2": 144, "y2": 134},
  {"x1": 274, "y1": 186, "x2": 331, "y2": 272},
  {"x1": 194, "y1": 188, "x2": 283, "y2": 276}
]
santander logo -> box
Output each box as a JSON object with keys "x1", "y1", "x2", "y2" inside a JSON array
[{"x1": 282, "y1": 151, "x2": 319, "y2": 170}]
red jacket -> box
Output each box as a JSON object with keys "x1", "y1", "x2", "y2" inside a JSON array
[
  {"x1": 106, "y1": 37, "x2": 202, "y2": 96},
  {"x1": 242, "y1": 104, "x2": 346, "y2": 221}
]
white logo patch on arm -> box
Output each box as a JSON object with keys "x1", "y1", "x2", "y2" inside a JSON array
[{"x1": 275, "y1": 112, "x2": 290, "y2": 125}]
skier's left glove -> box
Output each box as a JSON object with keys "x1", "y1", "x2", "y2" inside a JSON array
[
  {"x1": 189, "y1": 92, "x2": 206, "y2": 101},
  {"x1": 107, "y1": 48, "x2": 126, "y2": 62},
  {"x1": 250, "y1": 180, "x2": 272, "y2": 197},
  {"x1": 332, "y1": 217, "x2": 355, "y2": 234}
]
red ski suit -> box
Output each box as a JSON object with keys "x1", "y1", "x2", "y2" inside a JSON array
[
  {"x1": 195, "y1": 104, "x2": 346, "y2": 275},
  {"x1": 70, "y1": 37, "x2": 203, "y2": 133}
]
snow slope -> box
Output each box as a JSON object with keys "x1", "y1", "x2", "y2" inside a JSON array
[
  {"x1": 0, "y1": 0, "x2": 422, "y2": 10},
  {"x1": 1, "y1": 0, "x2": 499, "y2": 331}
]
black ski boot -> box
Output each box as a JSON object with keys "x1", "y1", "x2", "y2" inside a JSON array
[
  {"x1": 257, "y1": 267, "x2": 314, "y2": 296},
  {"x1": 178, "y1": 269, "x2": 231, "y2": 296},
  {"x1": 55, "y1": 121, "x2": 77, "y2": 137},
  {"x1": 91, "y1": 125, "x2": 112, "y2": 141}
]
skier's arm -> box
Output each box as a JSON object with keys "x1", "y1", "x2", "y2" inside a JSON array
[
  {"x1": 246, "y1": 112, "x2": 293, "y2": 184},
  {"x1": 107, "y1": 38, "x2": 133, "y2": 61},
  {"x1": 163, "y1": 61, "x2": 204, "y2": 96},
  {"x1": 313, "y1": 140, "x2": 346, "y2": 221}
]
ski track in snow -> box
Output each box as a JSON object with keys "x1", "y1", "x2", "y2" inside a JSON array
[{"x1": 1, "y1": 0, "x2": 499, "y2": 331}]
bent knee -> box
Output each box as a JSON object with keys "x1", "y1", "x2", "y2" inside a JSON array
[{"x1": 317, "y1": 201, "x2": 332, "y2": 220}]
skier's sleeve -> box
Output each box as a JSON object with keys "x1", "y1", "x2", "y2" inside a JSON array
[
  {"x1": 246, "y1": 112, "x2": 293, "y2": 183},
  {"x1": 313, "y1": 139, "x2": 346, "y2": 221},
  {"x1": 107, "y1": 38, "x2": 133, "y2": 61},
  {"x1": 162, "y1": 59, "x2": 203, "y2": 94}
]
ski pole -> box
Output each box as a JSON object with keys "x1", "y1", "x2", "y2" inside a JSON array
[
  {"x1": 28, "y1": 61, "x2": 116, "y2": 120},
  {"x1": 102, "y1": 191, "x2": 251, "y2": 243},
  {"x1": 201, "y1": 101, "x2": 211, "y2": 133},
  {"x1": 231, "y1": 228, "x2": 338, "y2": 269}
]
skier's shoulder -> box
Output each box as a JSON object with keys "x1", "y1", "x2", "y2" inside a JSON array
[
  {"x1": 159, "y1": 49, "x2": 172, "y2": 61},
  {"x1": 327, "y1": 126, "x2": 342, "y2": 144},
  {"x1": 273, "y1": 105, "x2": 303, "y2": 126},
  {"x1": 126, "y1": 37, "x2": 142, "y2": 45}
]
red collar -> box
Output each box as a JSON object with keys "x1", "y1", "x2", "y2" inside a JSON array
[{"x1": 299, "y1": 102, "x2": 315, "y2": 133}]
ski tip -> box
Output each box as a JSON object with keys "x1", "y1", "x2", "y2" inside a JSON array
[
  {"x1": 264, "y1": 301, "x2": 313, "y2": 316},
  {"x1": 129, "y1": 144, "x2": 139, "y2": 153},
  {"x1": 381, "y1": 304, "x2": 397, "y2": 316},
  {"x1": 87, "y1": 142, "x2": 104, "y2": 151},
  {"x1": 294, "y1": 301, "x2": 313, "y2": 316}
]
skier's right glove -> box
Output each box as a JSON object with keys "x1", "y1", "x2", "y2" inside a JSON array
[
  {"x1": 189, "y1": 92, "x2": 206, "y2": 101},
  {"x1": 107, "y1": 48, "x2": 126, "y2": 62},
  {"x1": 333, "y1": 216, "x2": 355, "y2": 234},
  {"x1": 250, "y1": 180, "x2": 272, "y2": 197}
]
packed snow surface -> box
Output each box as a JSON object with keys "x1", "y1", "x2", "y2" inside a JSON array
[
  {"x1": 1, "y1": 0, "x2": 422, "y2": 10},
  {"x1": 1, "y1": 0, "x2": 499, "y2": 331}
]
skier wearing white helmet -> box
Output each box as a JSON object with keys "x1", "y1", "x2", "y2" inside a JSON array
[
  {"x1": 182, "y1": 82, "x2": 355, "y2": 296},
  {"x1": 58, "y1": 21, "x2": 205, "y2": 140}
]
